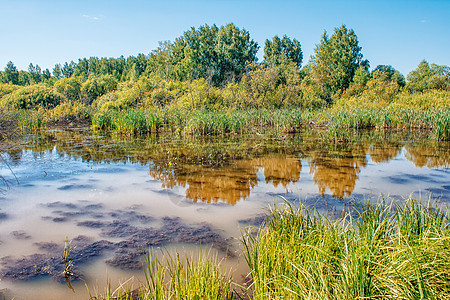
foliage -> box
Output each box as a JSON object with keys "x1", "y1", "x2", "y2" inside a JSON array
[
  {"x1": 1, "y1": 61, "x2": 19, "y2": 85},
  {"x1": 0, "y1": 83, "x2": 20, "y2": 101},
  {"x1": 406, "y1": 60, "x2": 450, "y2": 92},
  {"x1": 373, "y1": 65, "x2": 405, "y2": 87},
  {"x1": 264, "y1": 35, "x2": 303, "y2": 68},
  {"x1": 2, "y1": 84, "x2": 62, "y2": 109},
  {"x1": 310, "y1": 25, "x2": 368, "y2": 102},
  {"x1": 171, "y1": 23, "x2": 259, "y2": 86},
  {"x1": 54, "y1": 76, "x2": 83, "y2": 101},
  {"x1": 80, "y1": 74, "x2": 118, "y2": 104},
  {"x1": 47, "y1": 101, "x2": 91, "y2": 123}
]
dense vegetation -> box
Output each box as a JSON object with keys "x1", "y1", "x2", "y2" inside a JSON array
[
  {"x1": 0, "y1": 23, "x2": 449, "y2": 139},
  {"x1": 88, "y1": 198, "x2": 450, "y2": 299}
]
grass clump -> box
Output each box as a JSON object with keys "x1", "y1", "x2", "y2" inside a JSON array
[
  {"x1": 243, "y1": 198, "x2": 450, "y2": 299},
  {"x1": 91, "y1": 250, "x2": 235, "y2": 300}
]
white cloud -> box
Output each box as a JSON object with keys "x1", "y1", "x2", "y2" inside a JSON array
[{"x1": 82, "y1": 14, "x2": 102, "y2": 21}]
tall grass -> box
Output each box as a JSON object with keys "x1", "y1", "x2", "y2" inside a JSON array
[
  {"x1": 243, "y1": 198, "x2": 450, "y2": 299},
  {"x1": 328, "y1": 108, "x2": 450, "y2": 140},
  {"x1": 91, "y1": 108, "x2": 303, "y2": 136},
  {"x1": 91, "y1": 250, "x2": 235, "y2": 300}
]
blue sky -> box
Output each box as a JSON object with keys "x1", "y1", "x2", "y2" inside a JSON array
[{"x1": 1, "y1": 0, "x2": 449, "y2": 76}]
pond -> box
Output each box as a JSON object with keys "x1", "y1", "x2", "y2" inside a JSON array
[{"x1": 0, "y1": 127, "x2": 449, "y2": 299}]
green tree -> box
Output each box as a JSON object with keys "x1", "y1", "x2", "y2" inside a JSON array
[
  {"x1": 62, "y1": 61, "x2": 76, "y2": 78},
  {"x1": 2, "y1": 61, "x2": 19, "y2": 85},
  {"x1": 264, "y1": 35, "x2": 303, "y2": 68},
  {"x1": 28, "y1": 63, "x2": 42, "y2": 84},
  {"x1": 406, "y1": 60, "x2": 449, "y2": 92},
  {"x1": 372, "y1": 65, "x2": 405, "y2": 87},
  {"x1": 42, "y1": 69, "x2": 51, "y2": 81},
  {"x1": 147, "y1": 41, "x2": 174, "y2": 81},
  {"x1": 352, "y1": 65, "x2": 371, "y2": 87},
  {"x1": 171, "y1": 23, "x2": 258, "y2": 86},
  {"x1": 310, "y1": 25, "x2": 368, "y2": 102},
  {"x1": 74, "y1": 58, "x2": 90, "y2": 79},
  {"x1": 53, "y1": 64, "x2": 62, "y2": 79}
]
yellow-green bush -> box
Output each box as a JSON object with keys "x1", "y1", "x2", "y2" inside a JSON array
[
  {"x1": 2, "y1": 84, "x2": 62, "y2": 109},
  {"x1": 47, "y1": 101, "x2": 91, "y2": 123},
  {"x1": 0, "y1": 83, "x2": 20, "y2": 100},
  {"x1": 389, "y1": 90, "x2": 450, "y2": 110},
  {"x1": 100, "y1": 77, "x2": 156, "y2": 110},
  {"x1": 80, "y1": 74, "x2": 118, "y2": 104},
  {"x1": 54, "y1": 76, "x2": 83, "y2": 101},
  {"x1": 170, "y1": 79, "x2": 224, "y2": 110}
]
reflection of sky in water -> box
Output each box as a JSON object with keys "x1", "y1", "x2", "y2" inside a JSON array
[
  {"x1": 1, "y1": 131, "x2": 449, "y2": 205},
  {"x1": 0, "y1": 130, "x2": 449, "y2": 299}
]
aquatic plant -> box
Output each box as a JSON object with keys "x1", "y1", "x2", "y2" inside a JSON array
[
  {"x1": 243, "y1": 197, "x2": 450, "y2": 299},
  {"x1": 92, "y1": 250, "x2": 235, "y2": 300}
]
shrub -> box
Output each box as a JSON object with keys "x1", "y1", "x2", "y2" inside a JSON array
[
  {"x1": 81, "y1": 74, "x2": 118, "y2": 104},
  {"x1": 3, "y1": 84, "x2": 62, "y2": 109}
]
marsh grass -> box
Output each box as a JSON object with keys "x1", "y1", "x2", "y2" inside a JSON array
[
  {"x1": 243, "y1": 197, "x2": 450, "y2": 299},
  {"x1": 92, "y1": 250, "x2": 235, "y2": 300}
]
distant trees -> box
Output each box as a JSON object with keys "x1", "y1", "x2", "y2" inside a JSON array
[
  {"x1": 2, "y1": 61, "x2": 19, "y2": 85},
  {"x1": 1, "y1": 23, "x2": 449, "y2": 112},
  {"x1": 310, "y1": 25, "x2": 368, "y2": 102},
  {"x1": 170, "y1": 23, "x2": 259, "y2": 86},
  {"x1": 406, "y1": 60, "x2": 449, "y2": 92},
  {"x1": 263, "y1": 35, "x2": 303, "y2": 68},
  {"x1": 372, "y1": 65, "x2": 405, "y2": 87}
]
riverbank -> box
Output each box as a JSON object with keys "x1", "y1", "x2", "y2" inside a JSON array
[{"x1": 90, "y1": 197, "x2": 449, "y2": 299}]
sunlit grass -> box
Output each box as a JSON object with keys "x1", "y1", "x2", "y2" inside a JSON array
[
  {"x1": 91, "y1": 197, "x2": 450, "y2": 299},
  {"x1": 243, "y1": 197, "x2": 450, "y2": 299},
  {"x1": 91, "y1": 250, "x2": 235, "y2": 300}
]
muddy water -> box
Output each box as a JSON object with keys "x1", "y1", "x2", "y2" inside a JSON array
[{"x1": 0, "y1": 128, "x2": 449, "y2": 299}]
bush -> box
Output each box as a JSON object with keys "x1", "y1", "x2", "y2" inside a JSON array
[
  {"x1": 54, "y1": 76, "x2": 83, "y2": 101},
  {"x1": 81, "y1": 74, "x2": 118, "y2": 104},
  {"x1": 3, "y1": 84, "x2": 62, "y2": 109}
]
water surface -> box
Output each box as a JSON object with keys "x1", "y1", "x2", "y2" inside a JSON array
[{"x1": 0, "y1": 128, "x2": 449, "y2": 299}]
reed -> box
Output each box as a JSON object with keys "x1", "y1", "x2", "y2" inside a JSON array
[
  {"x1": 243, "y1": 197, "x2": 450, "y2": 299},
  {"x1": 92, "y1": 250, "x2": 235, "y2": 300}
]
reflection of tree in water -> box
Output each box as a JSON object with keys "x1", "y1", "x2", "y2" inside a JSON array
[
  {"x1": 308, "y1": 144, "x2": 367, "y2": 199},
  {"x1": 404, "y1": 143, "x2": 450, "y2": 168},
  {"x1": 149, "y1": 155, "x2": 301, "y2": 205},
  {"x1": 4, "y1": 128, "x2": 448, "y2": 203},
  {"x1": 368, "y1": 143, "x2": 403, "y2": 163},
  {"x1": 256, "y1": 156, "x2": 301, "y2": 188}
]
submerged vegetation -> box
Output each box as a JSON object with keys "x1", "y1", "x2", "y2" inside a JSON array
[
  {"x1": 0, "y1": 24, "x2": 448, "y2": 140},
  {"x1": 90, "y1": 198, "x2": 450, "y2": 299}
]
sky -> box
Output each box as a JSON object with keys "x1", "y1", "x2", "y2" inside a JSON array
[{"x1": 0, "y1": 0, "x2": 449, "y2": 77}]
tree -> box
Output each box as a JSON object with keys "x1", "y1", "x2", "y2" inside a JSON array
[
  {"x1": 28, "y1": 63, "x2": 42, "y2": 84},
  {"x1": 62, "y1": 61, "x2": 76, "y2": 78},
  {"x1": 264, "y1": 35, "x2": 303, "y2": 68},
  {"x1": 310, "y1": 25, "x2": 368, "y2": 102},
  {"x1": 372, "y1": 65, "x2": 405, "y2": 87},
  {"x1": 147, "y1": 41, "x2": 174, "y2": 81},
  {"x1": 53, "y1": 64, "x2": 62, "y2": 79},
  {"x1": 171, "y1": 23, "x2": 259, "y2": 86},
  {"x1": 3, "y1": 61, "x2": 19, "y2": 85},
  {"x1": 406, "y1": 60, "x2": 449, "y2": 92},
  {"x1": 352, "y1": 65, "x2": 371, "y2": 87},
  {"x1": 42, "y1": 68, "x2": 51, "y2": 81}
]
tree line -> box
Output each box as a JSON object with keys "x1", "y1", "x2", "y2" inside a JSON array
[{"x1": 0, "y1": 23, "x2": 449, "y2": 111}]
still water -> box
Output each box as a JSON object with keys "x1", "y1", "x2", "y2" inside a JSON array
[{"x1": 0, "y1": 128, "x2": 449, "y2": 299}]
